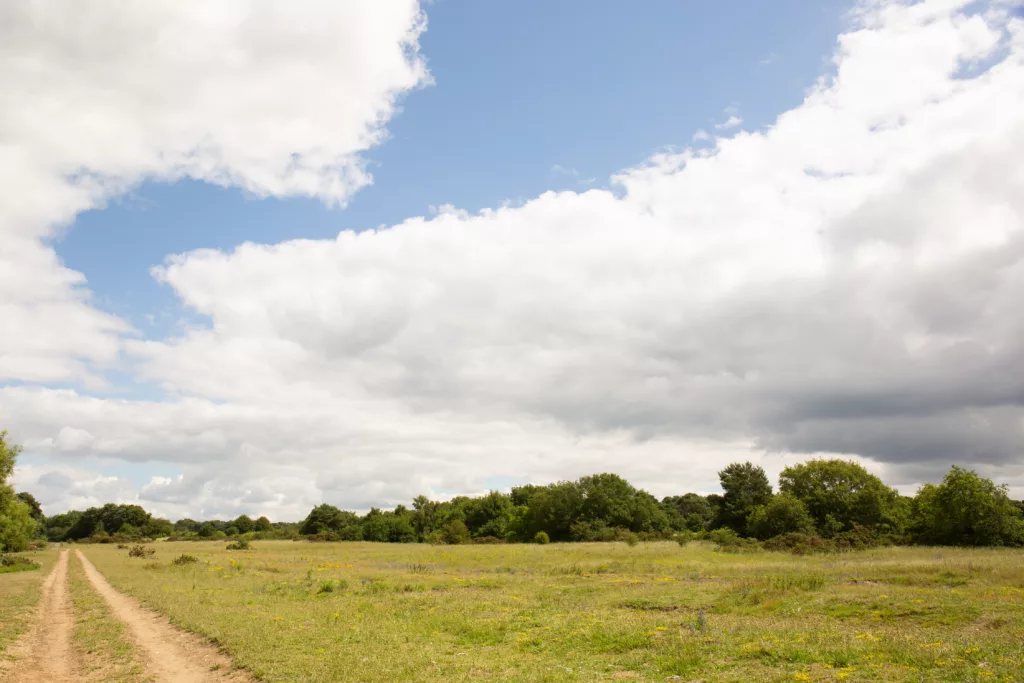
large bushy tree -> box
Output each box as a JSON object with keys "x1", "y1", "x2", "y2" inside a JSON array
[
  {"x1": 462, "y1": 491, "x2": 513, "y2": 539},
  {"x1": 779, "y1": 459, "x2": 902, "y2": 537},
  {"x1": 717, "y1": 462, "x2": 773, "y2": 534},
  {"x1": 1, "y1": 430, "x2": 37, "y2": 552},
  {"x1": 746, "y1": 493, "x2": 816, "y2": 540},
  {"x1": 911, "y1": 466, "x2": 1023, "y2": 547},
  {"x1": 662, "y1": 493, "x2": 716, "y2": 531}
]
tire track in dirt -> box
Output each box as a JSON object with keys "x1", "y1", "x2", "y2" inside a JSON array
[
  {"x1": 2, "y1": 549, "x2": 76, "y2": 683},
  {"x1": 75, "y1": 551, "x2": 252, "y2": 683}
]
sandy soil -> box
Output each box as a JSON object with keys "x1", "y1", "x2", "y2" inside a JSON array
[
  {"x1": 75, "y1": 550, "x2": 252, "y2": 683},
  {"x1": 2, "y1": 549, "x2": 76, "y2": 683}
]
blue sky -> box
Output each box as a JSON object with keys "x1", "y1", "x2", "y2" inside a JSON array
[
  {"x1": 5, "y1": 0, "x2": 1023, "y2": 519},
  {"x1": 59, "y1": 0, "x2": 848, "y2": 351}
]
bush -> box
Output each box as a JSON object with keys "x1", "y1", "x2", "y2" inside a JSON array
[
  {"x1": 226, "y1": 539, "x2": 251, "y2": 551},
  {"x1": 707, "y1": 527, "x2": 760, "y2": 553},
  {"x1": 831, "y1": 523, "x2": 883, "y2": 551},
  {"x1": 533, "y1": 531, "x2": 550, "y2": 544},
  {"x1": 127, "y1": 545, "x2": 155, "y2": 558},
  {"x1": 0, "y1": 554, "x2": 40, "y2": 573},
  {"x1": 762, "y1": 532, "x2": 833, "y2": 555},
  {"x1": 747, "y1": 493, "x2": 816, "y2": 540},
  {"x1": 171, "y1": 553, "x2": 199, "y2": 565},
  {"x1": 471, "y1": 536, "x2": 505, "y2": 544},
  {"x1": 441, "y1": 520, "x2": 470, "y2": 545},
  {"x1": 618, "y1": 530, "x2": 639, "y2": 547},
  {"x1": 674, "y1": 530, "x2": 705, "y2": 546}
]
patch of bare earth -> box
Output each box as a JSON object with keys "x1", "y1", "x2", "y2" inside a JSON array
[
  {"x1": 75, "y1": 551, "x2": 252, "y2": 683},
  {"x1": 1, "y1": 549, "x2": 77, "y2": 683}
]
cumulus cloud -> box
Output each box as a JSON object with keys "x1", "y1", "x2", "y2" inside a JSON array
[
  {"x1": 0, "y1": 0, "x2": 429, "y2": 384},
  {"x1": 4, "y1": 0, "x2": 1024, "y2": 515}
]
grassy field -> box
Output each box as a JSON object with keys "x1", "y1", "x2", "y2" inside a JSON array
[
  {"x1": 70, "y1": 541, "x2": 1024, "y2": 682},
  {"x1": 0, "y1": 548, "x2": 56, "y2": 659}
]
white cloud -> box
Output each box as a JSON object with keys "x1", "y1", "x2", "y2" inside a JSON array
[
  {"x1": 550, "y1": 164, "x2": 596, "y2": 185},
  {"x1": 715, "y1": 114, "x2": 743, "y2": 130},
  {"x1": 4, "y1": 0, "x2": 1024, "y2": 516},
  {"x1": 0, "y1": 0, "x2": 429, "y2": 384}
]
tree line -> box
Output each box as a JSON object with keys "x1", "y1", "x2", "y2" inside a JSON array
[
  {"x1": 294, "y1": 463, "x2": 1024, "y2": 548},
  {"x1": 2, "y1": 427, "x2": 1023, "y2": 552}
]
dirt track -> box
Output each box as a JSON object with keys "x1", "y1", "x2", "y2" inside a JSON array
[
  {"x1": 3, "y1": 549, "x2": 75, "y2": 683},
  {"x1": 2, "y1": 549, "x2": 249, "y2": 683},
  {"x1": 75, "y1": 550, "x2": 251, "y2": 683}
]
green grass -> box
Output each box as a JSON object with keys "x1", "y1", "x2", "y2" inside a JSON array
[
  {"x1": 0, "y1": 547, "x2": 57, "y2": 658},
  {"x1": 68, "y1": 551, "x2": 153, "y2": 682},
  {"x1": 77, "y1": 541, "x2": 1024, "y2": 682}
]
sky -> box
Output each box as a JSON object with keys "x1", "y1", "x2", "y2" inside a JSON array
[{"x1": 2, "y1": 0, "x2": 1023, "y2": 521}]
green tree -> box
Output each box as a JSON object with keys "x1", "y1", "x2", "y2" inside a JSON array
[
  {"x1": 577, "y1": 473, "x2": 670, "y2": 534},
  {"x1": 386, "y1": 513, "x2": 417, "y2": 543},
  {"x1": 779, "y1": 459, "x2": 901, "y2": 537},
  {"x1": 254, "y1": 516, "x2": 272, "y2": 532},
  {"x1": 746, "y1": 493, "x2": 816, "y2": 540},
  {"x1": 463, "y1": 491, "x2": 513, "y2": 538},
  {"x1": 717, "y1": 462, "x2": 773, "y2": 534},
  {"x1": 361, "y1": 508, "x2": 390, "y2": 542},
  {"x1": 662, "y1": 493, "x2": 716, "y2": 531},
  {"x1": 44, "y1": 510, "x2": 82, "y2": 542},
  {"x1": 299, "y1": 504, "x2": 344, "y2": 535},
  {"x1": 16, "y1": 492, "x2": 44, "y2": 521},
  {"x1": 142, "y1": 518, "x2": 173, "y2": 538},
  {"x1": 0, "y1": 430, "x2": 37, "y2": 552},
  {"x1": 174, "y1": 518, "x2": 201, "y2": 533},
  {"x1": 232, "y1": 515, "x2": 255, "y2": 534},
  {"x1": 911, "y1": 466, "x2": 1023, "y2": 547},
  {"x1": 518, "y1": 480, "x2": 585, "y2": 541},
  {"x1": 66, "y1": 504, "x2": 153, "y2": 540},
  {"x1": 411, "y1": 495, "x2": 440, "y2": 540}
]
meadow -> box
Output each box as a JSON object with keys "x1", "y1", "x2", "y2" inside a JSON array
[{"x1": 63, "y1": 540, "x2": 1024, "y2": 682}]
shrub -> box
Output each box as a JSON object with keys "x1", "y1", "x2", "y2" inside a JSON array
[
  {"x1": 674, "y1": 530, "x2": 705, "y2": 546},
  {"x1": 0, "y1": 554, "x2": 40, "y2": 573},
  {"x1": 441, "y1": 520, "x2": 470, "y2": 545},
  {"x1": 226, "y1": 539, "x2": 251, "y2": 550},
  {"x1": 471, "y1": 536, "x2": 505, "y2": 544},
  {"x1": 171, "y1": 553, "x2": 198, "y2": 565},
  {"x1": 533, "y1": 531, "x2": 550, "y2": 545},
  {"x1": 707, "y1": 527, "x2": 759, "y2": 553},
  {"x1": 746, "y1": 493, "x2": 816, "y2": 540},
  {"x1": 831, "y1": 523, "x2": 883, "y2": 551},
  {"x1": 617, "y1": 530, "x2": 639, "y2": 546},
  {"x1": 762, "y1": 532, "x2": 833, "y2": 555},
  {"x1": 127, "y1": 545, "x2": 155, "y2": 558}
]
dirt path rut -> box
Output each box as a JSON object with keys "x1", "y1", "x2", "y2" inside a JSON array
[
  {"x1": 3, "y1": 549, "x2": 76, "y2": 683},
  {"x1": 75, "y1": 551, "x2": 251, "y2": 683}
]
